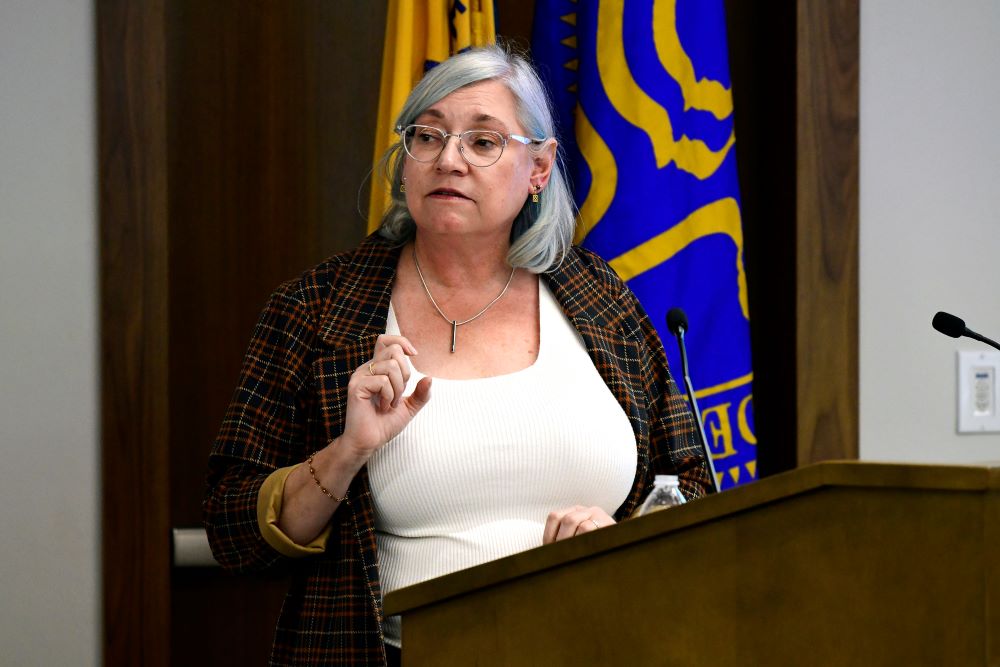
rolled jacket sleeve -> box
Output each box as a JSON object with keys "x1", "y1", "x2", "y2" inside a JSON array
[{"x1": 257, "y1": 465, "x2": 332, "y2": 557}]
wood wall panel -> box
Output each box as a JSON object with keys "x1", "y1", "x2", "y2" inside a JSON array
[
  {"x1": 796, "y1": 0, "x2": 860, "y2": 463},
  {"x1": 100, "y1": 2, "x2": 386, "y2": 664},
  {"x1": 724, "y1": 0, "x2": 800, "y2": 476},
  {"x1": 726, "y1": 0, "x2": 859, "y2": 470},
  {"x1": 98, "y1": 1, "x2": 171, "y2": 665},
  {"x1": 164, "y1": 2, "x2": 386, "y2": 664},
  {"x1": 164, "y1": 0, "x2": 381, "y2": 531}
]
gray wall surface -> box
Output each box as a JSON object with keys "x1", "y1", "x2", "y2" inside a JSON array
[
  {"x1": 860, "y1": 0, "x2": 1000, "y2": 463},
  {"x1": 0, "y1": 2, "x2": 100, "y2": 665}
]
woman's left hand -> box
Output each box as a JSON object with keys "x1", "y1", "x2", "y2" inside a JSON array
[{"x1": 542, "y1": 505, "x2": 616, "y2": 544}]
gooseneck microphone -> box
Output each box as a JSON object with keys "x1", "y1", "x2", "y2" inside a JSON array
[
  {"x1": 932, "y1": 311, "x2": 1000, "y2": 352},
  {"x1": 666, "y1": 308, "x2": 720, "y2": 493}
]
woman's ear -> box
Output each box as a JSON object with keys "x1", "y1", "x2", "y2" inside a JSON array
[{"x1": 530, "y1": 139, "x2": 557, "y2": 189}]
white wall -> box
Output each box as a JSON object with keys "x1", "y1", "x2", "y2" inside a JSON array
[
  {"x1": 860, "y1": 0, "x2": 1000, "y2": 463},
  {"x1": 0, "y1": 2, "x2": 100, "y2": 665}
]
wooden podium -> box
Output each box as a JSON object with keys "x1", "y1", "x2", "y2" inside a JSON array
[{"x1": 384, "y1": 462, "x2": 1000, "y2": 665}]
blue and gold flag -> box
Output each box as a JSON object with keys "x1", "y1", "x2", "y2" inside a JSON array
[
  {"x1": 533, "y1": 0, "x2": 755, "y2": 489},
  {"x1": 368, "y1": 0, "x2": 496, "y2": 232}
]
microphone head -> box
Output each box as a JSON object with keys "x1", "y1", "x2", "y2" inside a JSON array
[
  {"x1": 932, "y1": 311, "x2": 966, "y2": 338},
  {"x1": 666, "y1": 307, "x2": 689, "y2": 336}
]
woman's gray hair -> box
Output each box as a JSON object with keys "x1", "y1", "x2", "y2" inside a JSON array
[{"x1": 376, "y1": 44, "x2": 576, "y2": 273}]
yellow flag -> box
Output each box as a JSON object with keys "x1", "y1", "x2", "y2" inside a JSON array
[{"x1": 367, "y1": 0, "x2": 496, "y2": 233}]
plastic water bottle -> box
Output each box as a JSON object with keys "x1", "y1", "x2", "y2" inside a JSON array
[{"x1": 637, "y1": 475, "x2": 687, "y2": 516}]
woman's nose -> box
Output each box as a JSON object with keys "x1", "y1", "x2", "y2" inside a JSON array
[{"x1": 435, "y1": 135, "x2": 468, "y2": 171}]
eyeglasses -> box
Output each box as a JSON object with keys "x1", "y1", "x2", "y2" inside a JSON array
[{"x1": 397, "y1": 124, "x2": 544, "y2": 168}]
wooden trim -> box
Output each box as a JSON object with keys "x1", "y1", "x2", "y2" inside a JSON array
[
  {"x1": 796, "y1": 0, "x2": 860, "y2": 464},
  {"x1": 724, "y1": 0, "x2": 799, "y2": 476},
  {"x1": 98, "y1": 1, "x2": 171, "y2": 664}
]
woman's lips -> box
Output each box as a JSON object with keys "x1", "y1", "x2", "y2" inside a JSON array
[{"x1": 428, "y1": 188, "x2": 471, "y2": 200}]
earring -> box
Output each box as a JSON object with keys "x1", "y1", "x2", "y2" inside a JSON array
[
  {"x1": 400, "y1": 176, "x2": 407, "y2": 193},
  {"x1": 531, "y1": 185, "x2": 541, "y2": 203}
]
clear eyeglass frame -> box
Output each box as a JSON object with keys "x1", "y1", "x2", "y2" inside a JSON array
[{"x1": 396, "y1": 123, "x2": 544, "y2": 168}]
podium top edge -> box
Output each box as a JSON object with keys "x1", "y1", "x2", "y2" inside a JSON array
[{"x1": 775, "y1": 460, "x2": 996, "y2": 489}]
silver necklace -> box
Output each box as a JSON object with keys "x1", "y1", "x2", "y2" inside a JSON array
[{"x1": 412, "y1": 249, "x2": 516, "y2": 353}]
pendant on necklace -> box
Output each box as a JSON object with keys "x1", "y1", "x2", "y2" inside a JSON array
[{"x1": 412, "y1": 249, "x2": 515, "y2": 355}]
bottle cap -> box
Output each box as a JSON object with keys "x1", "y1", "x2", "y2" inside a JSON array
[{"x1": 654, "y1": 474, "x2": 680, "y2": 486}]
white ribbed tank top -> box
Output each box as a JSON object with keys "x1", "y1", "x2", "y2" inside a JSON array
[{"x1": 371, "y1": 280, "x2": 637, "y2": 647}]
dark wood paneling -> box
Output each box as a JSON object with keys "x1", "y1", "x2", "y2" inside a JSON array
[
  {"x1": 98, "y1": 1, "x2": 171, "y2": 665},
  {"x1": 166, "y1": 0, "x2": 381, "y2": 530},
  {"x1": 796, "y1": 0, "x2": 860, "y2": 463},
  {"x1": 725, "y1": 0, "x2": 800, "y2": 476},
  {"x1": 164, "y1": 2, "x2": 385, "y2": 664},
  {"x1": 170, "y1": 569, "x2": 290, "y2": 667},
  {"x1": 101, "y1": 2, "x2": 386, "y2": 665},
  {"x1": 496, "y1": 0, "x2": 535, "y2": 48},
  {"x1": 726, "y1": 0, "x2": 859, "y2": 472}
]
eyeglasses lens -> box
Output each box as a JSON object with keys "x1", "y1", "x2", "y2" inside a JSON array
[{"x1": 402, "y1": 125, "x2": 505, "y2": 167}]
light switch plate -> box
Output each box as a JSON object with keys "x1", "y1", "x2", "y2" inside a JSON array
[{"x1": 958, "y1": 350, "x2": 1000, "y2": 433}]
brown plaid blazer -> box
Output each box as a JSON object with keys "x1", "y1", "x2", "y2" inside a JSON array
[{"x1": 204, "y1": 234, "x2": 712, "y2": 666}]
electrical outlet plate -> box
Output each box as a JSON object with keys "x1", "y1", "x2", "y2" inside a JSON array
[{"x1": 957, "y1": 350, "x2": 1000, "y2": 433}]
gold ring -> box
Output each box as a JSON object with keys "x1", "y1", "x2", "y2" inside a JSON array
[
  {"x1": 589, "y1": 519, "x2": 600, "y2": 529},
  {"x1": 368, "y1": 361, "x2": 376, "y2": 376}
]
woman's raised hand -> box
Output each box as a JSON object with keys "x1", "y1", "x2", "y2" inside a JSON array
[
  {"x1": 276, "y1": 335, "x2": 430, "y2": 545},
  {"x1": 338, "y1": 334, "x2": 432, "y2": 462}
]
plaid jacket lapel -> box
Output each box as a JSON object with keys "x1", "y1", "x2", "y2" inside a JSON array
[
  {"x1": 311, "y1": 235, "x2": 403, "y2": 631},
  {"x1": 543, "y1": 249, "x2": 652, "y2": 519}
]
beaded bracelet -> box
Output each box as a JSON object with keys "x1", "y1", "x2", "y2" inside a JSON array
[{"x1": 306, "y1": 452, "x2": 348, "y2": 503}]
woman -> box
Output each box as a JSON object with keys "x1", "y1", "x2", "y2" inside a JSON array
[{"x1": 204, "y1": 44, "x2": 712, "y2": 666}]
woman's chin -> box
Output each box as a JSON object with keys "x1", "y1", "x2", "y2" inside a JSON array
[{"x1": 415, "y1": 217, "x2": 482, "y2": 236}]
